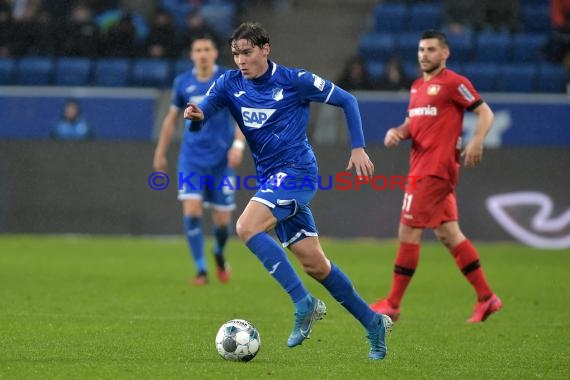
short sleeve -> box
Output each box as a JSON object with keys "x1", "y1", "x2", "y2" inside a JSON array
[
  {"x1": 295, "y1": 70, "x2": 336, "y2": 104},
  {"x1": 450, "y1": 74, "x2": 482, "y2": 111}
]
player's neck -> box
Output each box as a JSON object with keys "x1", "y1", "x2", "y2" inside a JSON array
[
  {"x1": 195, "y1": 66, "x2": 214, "y2": 81},
  {"x1": 422, "y1": 65, "x2": 445, "y2": 81}
]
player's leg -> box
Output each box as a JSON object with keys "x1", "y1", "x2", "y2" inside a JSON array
[
  {"x1": 289, "y1": 236, "x2": 393, "y2": 359},
  {"x1": 434, "y1": 220, "x2": 502, "y2": 322},
  {"x1": 182, "y1": 198, "x2": 207, "y2": 285},
  {"x1": 211, "y1": 208, "x2": 232, "y2": 283},
  {"x1": 371, "y1": 223, "x2": 423, "y2": 320},
  {"x1": 236, "y1": 200, "x2": 313, "y2": 337}
]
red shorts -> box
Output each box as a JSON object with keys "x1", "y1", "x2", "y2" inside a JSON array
[{"x1": 400, "y1": 175, "x2": 458, "y2": 229}]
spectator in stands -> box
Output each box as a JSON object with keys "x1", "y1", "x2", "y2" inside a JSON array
[
  {"x1": 145, "y1": 8, "x2": 177, "y2": 58},
  {"x1": 0, "y1": 0, "x2": 13, "y2": 57},
  {"x1": 10, "y1": 0, "x2": 41, "y2": 22},
  {"x1": 177, "y1": 9, "x2": 222, "y2": 58},
  {"x1": 479, "y1": 0, "x2": 521, "y2": 32},
  {"x1": 547, "y1": 0, "x2": 570, "y2": 65},
  {"x1": 376, "y1": 56, "x2": 413, "y2": 92},
  {"x1": 51, "y1": 99, "x2": 95, "y2": 141},
  {"x1": 102, "y1": 12, "x2": 137, "y2": 57},
  {"x1": 336, "y1": 55, "x2": 374, "y2": 91},
  {"x1": 57, "y1": 2, "x2": 100, "y2": 57},
  {"x1": 443, "y1": 0, "x2": 480, "y2": 36}
]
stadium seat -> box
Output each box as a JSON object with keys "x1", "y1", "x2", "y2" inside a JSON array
[
  {"x1": 403, "y1": 62, "x2": 420, "y2": 80},
  {"x1": 512, "y1": 33, "x2": 548, "y2": 63},
  {"x1": 396, "y1": 33, "x2": 420, "y2": 62},
  {"x1": 407, "y1": 4, "x2": 443, "y2": 32},
  {"x1": 373, "y1": 4, "x2": 408, "y2": 32},
  {"x1": 15, "y1": 57, "x2": 54, "y2": 85},
  {"x1": 54, "y1": 57, "x2": 92, "y2": 86},
  {"x1": 93, "y1": 58, "x2": 130, "y2": 87},
  {"x1": 130, "y1": 58, "x2": 171, "y2": 88},
  {"x1": 358, "y1": 33, "x2": 395, "y2": 62},
  {"x1": 172, "y1": 58, "x2": 194, "y2": 78},
  {"x1": 474, "y1": 32, "x2": 512, "y2": 63},
  {"x1": 536, "y1": 64, "x2": 569, "y2": 93},
  {"x1": 201, "y1": 2, "x2": 237, "y2": 38},
  {"x1": 522, "y1": 5, "x2": 551, "y2": 32},
  {"x1": 364, "y1": 60, "x2": 385, "y2": 81},
  {"x1": 498, "y1": 64, "x2": 537, "y2": 92},
  {"x1": 462, "y1": 63, "x2": 499, "y2": 92},
  {"x1": 0, "y1": 58, "x2": 15, "y2": 85},
  {"x1": 446, "y1": 32, "x2": 474, "y2": 62}
]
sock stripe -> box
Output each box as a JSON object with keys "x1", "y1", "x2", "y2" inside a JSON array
[
  {"x1": 394, "y1": 264, "x2": 415, "y2": 277},
  {"x1": 461, "y1": 260, "x2": 481, "y2": 275}
]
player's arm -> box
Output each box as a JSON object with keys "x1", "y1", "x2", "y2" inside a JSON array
[
  {"x1": 153, "y1": 106, "x2": 180, "y2": 172},
  {"x1": 184, "y1": 76, "x2": 226, "y2": 132},
  {"x1": 385, "y1": 118, "x2": 411, "y2": 148},
  {"x1": 463, "y1": 102, "x2": 494, "y2": 168},
  {"x1": 227, "y1": 126, "x2": 245, "y2": 168}
]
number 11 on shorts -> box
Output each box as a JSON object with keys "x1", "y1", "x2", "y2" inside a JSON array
[{"x1": 402, "y1": 193, "x2": 413, "y2": 212}]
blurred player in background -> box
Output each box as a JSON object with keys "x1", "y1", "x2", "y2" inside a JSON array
[
  {"x1": 153, "y1": 34, "x2": 245, "y2": 285},
  {"x1": 371, "y1": 30, "x2": 501, "y2": 323},
  {"x1": 184, "y1": 22, "x2": 393, "y2": 360}
]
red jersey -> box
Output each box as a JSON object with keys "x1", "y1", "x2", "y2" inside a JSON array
[{"x1": 407, "y1": 68, "x2": 482, "y2": 185}]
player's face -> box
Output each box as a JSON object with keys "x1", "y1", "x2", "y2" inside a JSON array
[
  {"x1": 231, "y1": 39, "x2": 270, "y2": 79},
  {"x1": 191, "y1": 39, "x2": 218, "y2": 70},
  {"x1": 418, "y1": 38, "x2": 449, "y2": 74}
]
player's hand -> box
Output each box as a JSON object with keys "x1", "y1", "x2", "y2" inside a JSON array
[
  {"x1": 227, "y1": 147, "x2": 243, "y2": 168},
  {"x1": 384, "y1": 128, "x2": 404, "y2": 148},
  {"x1": 462, "y1": 139, "x2": 484, "y2": 168},
  {"x1": 346, "y1": 147, "x2": 374, "y2": 177},
  {"x1": 153, "y1": 153, "x2": 167, "y2": 172},
  {"x1": 184, "y1": 103, "x2": 204, "y2": 121}
]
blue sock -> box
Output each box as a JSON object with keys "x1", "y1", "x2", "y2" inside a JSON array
[
  {"x1": 183, "y1": 216, "x2": 206, "y2": 274},
  {"x1": 213, "y1": 225, "x2": 229, "y2": 256},
  {"x1": 246, "y1": 232, "x2": 309, "y2": 304},
  {"x1": 321, "y1": 263, "x2": 377, "y2": 330}
]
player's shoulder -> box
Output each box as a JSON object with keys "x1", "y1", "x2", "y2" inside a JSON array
[
  {"x1": 440, "y1": 68, "x2": 470, "y2": 85},
  {"x1": 173, "y1": 69, "x2": 195, "y2": 85}
]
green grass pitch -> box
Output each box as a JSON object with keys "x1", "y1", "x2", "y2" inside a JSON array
[{"x1": 1, "y1": 235, "x2": 569, "y2": 379}]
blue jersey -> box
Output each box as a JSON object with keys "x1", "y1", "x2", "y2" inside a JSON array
[
  {"x1": 172, "y1": 65, "x2": 235, "y2": 167},
  {"x1": 193, "y1": 61, "x2": 365, "y2": 179}
]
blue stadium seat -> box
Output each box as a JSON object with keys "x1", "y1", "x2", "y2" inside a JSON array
[
  {"x1": 54, "y1": 57, "x2": 92, "y2": 86},
  {"x1": 536, "y1": 64, "x2": 569, "y2": 93},
  {"x1": 15, "y1": 57, "x2": 54, "y2": 85},
  {"x1": 373, "y1": 4, "x2": 408, "y2": 32},
  {"x1": 462, "y1": 63, "x2": 499, "y2": 92},
  {"x1": 130, "y1": 58, "x2": 171, "y2": 88},
  {"x1": 365, "y1": 60, "x2": 385, "y2": 80},
  {"x1": 396, "y1": 33, "x2": 420, "y2": 62},
  {"x1": 523, "y1": 5, "x2": 551, "y2": 32},
  {"x1": 172, "y1": 58, "x2": 194, "y2": 78},
  {"x1": 0, "y1": 58, "x2": 15, "y2": 85},
  {"x1": 446, "y1": 62, "x2": 464, "y2": 74},
  {"x1": 512, "y1": 33, "x2": 548, "y2": 63},
  {"x1": 93, "y1": 59, "x2": 130, "y2": 87},
  {"x1": 446, "y1": 33, "x2": 474, "y2": 62},
  {"x1": 498, "y1": 64, "x2": 537, "y2": 92},
  {"x1": 474, "y1": 32, "x2": 512, "y2": 63},
  {"x1": 201, "y1": 3, "x2": 237, "y2": 38},
  {"x1": 403, "y1": 62, "x2": 420, "y2": 80},
  {"x1": 408, "y1": 4, "x2": 442, "y2": 31},
  {"x1": 358, "y1": 33, "x2": 395, "y2": 62}
]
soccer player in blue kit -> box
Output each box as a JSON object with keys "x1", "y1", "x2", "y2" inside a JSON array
[
  {"x1": 154, "y1": 34, "x2": 245, "y2": 286},
  {"x1": 184, "y1": 22, "x2": 393, "y2": 360}
]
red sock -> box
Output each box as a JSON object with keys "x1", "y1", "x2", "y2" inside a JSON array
[
  {"x1": 387, "y1": 242, "x2": 420, "y2": 308},
  {"x1": 450, "y1": 239, "x2": 493, "y2": 301}
]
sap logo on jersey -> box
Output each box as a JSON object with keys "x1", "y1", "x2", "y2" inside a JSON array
[{"x1": 241, "y1": 107, "x2": 276, "y2": 128}]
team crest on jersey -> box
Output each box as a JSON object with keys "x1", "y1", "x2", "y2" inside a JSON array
[
  {"x1": 312, "y1": 74, "x2": 325, "y2": 91},
  {"x1": 427, "y1": 84, "x2": 441, "y2": 95},
  {"x1": 185, "y1": 85, "x2": 197, "y2": 94},
  {"x1": 272, "y1": 88, "x2": 284, "y2": 101},
  {"x1": 189, "y1": 95, "x2": 205, "y2": 104},
  {"x1": 241, "y1": 107, "x2": 276, "y2": 129}
]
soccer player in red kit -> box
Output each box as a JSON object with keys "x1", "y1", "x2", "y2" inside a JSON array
[{"x1": 370, "y1": 30, "x2": 502, "y2": 323}]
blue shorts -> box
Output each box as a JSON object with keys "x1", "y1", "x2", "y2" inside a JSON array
[
  {"x1": 251, "y1": 168, "x2": 319, "y2": 247},
  {"x1": 177, "y1": 161, "x2": 236, "y2": 211}
]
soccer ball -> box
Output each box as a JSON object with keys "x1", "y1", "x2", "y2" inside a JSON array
[{"x1": 215, "y1": 319, "x2": 260, "y2": 362}]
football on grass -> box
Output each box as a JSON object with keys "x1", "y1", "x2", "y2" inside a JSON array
[{"x1": 215, "y1": 319, "x2": 260, "y2": 362}]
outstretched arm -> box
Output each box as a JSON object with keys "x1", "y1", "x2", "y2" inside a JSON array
[{"x1": 463, "y1": 102, "x2": 494, "y2": 168}]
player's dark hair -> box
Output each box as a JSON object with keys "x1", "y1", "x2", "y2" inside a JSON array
[
  {"x1": 229, "y1": 22, "x2": 270, "y2": 49},
  {"x1": 420, "y1": 30, "x2": 448, "y2": 48},
  {"x1": 190, "y1": 33, "x2": 219, "y2": 49}
]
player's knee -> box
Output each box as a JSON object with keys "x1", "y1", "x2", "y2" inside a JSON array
[
  {"x1": 303, "y1": 262, "x2": 328, "y2": 281},
  {"x1": 435, "y1": 231, "x2": 452, "y2": 248}
]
